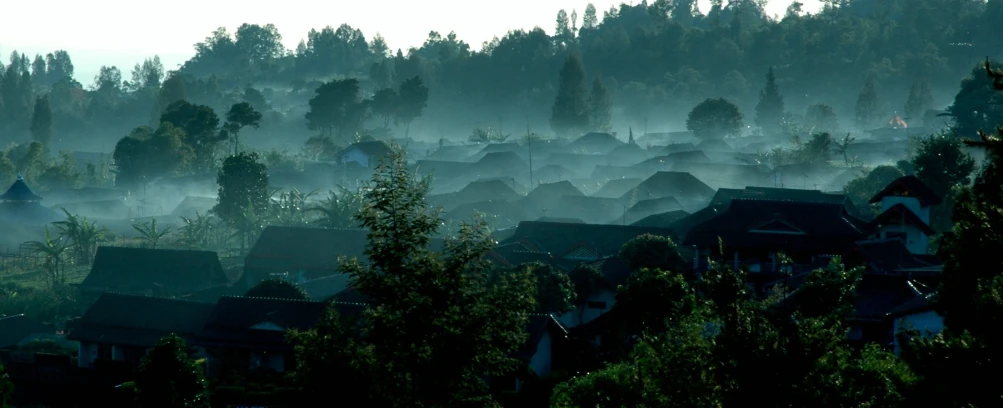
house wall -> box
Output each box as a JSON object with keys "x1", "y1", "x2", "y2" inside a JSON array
[
  {"x1": 893, "y1": 310, "x2": 944, "y2": 355},
  {"x1": 529, "y1": 332, "x2": 553, "y2": 378},
  {"x1": 558, "y1": 289, "x2": 616, "y2": 328},
  {"x1": 881, "y1": 196, "x2": 930, "y2": 224},
  {"x1": 879, "y1": 224, "x2": 928, "y2": 254},
  {"x1": 78, "y1": 342, "x2": 97, "y2": 368},
  {"x1": 339, "y1": 147, "x2": 371, "y2": 168}
]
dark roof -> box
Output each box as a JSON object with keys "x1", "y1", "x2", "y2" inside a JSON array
[
  {"x1": 426, "y1": 179, "x2": 522, "y2": 210},
  {"x1": 567, "y1": 132, "x2": 624, "y2": 154},
  {"x1": 670, "y1": 162, "x2": 772, "y2": 189},
  {"x1": 500, "y1": 221, "x2": 678, "y2": 258},
  {"x1": 521, "y1": 181, "x2": 585, "y2": 211},
  {"x1": 518, "y1": 314, "x2": 568, "y2": 358},
  {"x1": 695, "y1": 139, "x2": 734, "y2": 152},
  {"x1": 66, "y1": 293, "x2": 214, "y2": 347},
  {"x1": 558, "y1": 196, "x2": 621, "y2": 224},
  {"x1": 340, "y1": 141, "x2": 391, "y2": 158},
  {"x1": 445, "y1": 200, "x2": 530, "y2": 229},
  {"x1": 412, "y1": 160, "x2": 471, "y2": 177},
  {"x1": 170, "y1": 196, "x2": 216, "y2": 217},
  {"x1": 297, "y1": 274, "x2": 352, "y2": 300},
  {"x1": 81, "y1": 247, "x2": 229, "y2": 293},
  {"x1": 1, "y1": 175, "x2": 42, "y2": 202},
  {"x1": 245, "y1": 226, "x2": 445, "y2": 281},
  {"x1": 854, "y1": 238, "x2": 935, "y2": 273},
  {"x1": 475, "y1": 142, "x2": 521, "y2": 155},
  {"x1": 630, "y1": 210, "x2": 690, "y2": 228},
  {"x1": 196, "y1": 296, "x2": 366, "y2": 349},
  {"x1": 591, "y1": 166, "x2": 652, "y2": 181},
  {"x1": 887, "y1": 293, "x2": 935, "y2": 318},
  {"x1": 0, "y1": 315, "x2": 50, "y2": 349},
  {"x1": 533, "y1": 165, "x2": 580, "y2": 183},
  {"x1": 620, "y1": 171, "x2": 715, "y2": 203},
  {"x1": 868, "y1": 203, "x2": 936, "y2": 236},
  {"x1": 473, "y1": 151, "x2": 527, "y2": 173},
  {"x1": 592, "y1": 178, "x2": 643, "y2": 199},
  {"x1": 854, "y1": 274, "x2": 927, "y2": 319},
  {"x1": 620, "y1": 197, "x2": 684, "y2": 225},
  {"x1": 658, "y1": 143, "x2": 697, "y2": 155},
  {"x1": 868, "y1": 175, "x2": 942, "y2": 206},
  {"x1": 684, "y1": 198, "x2": 867, "y2": 251}
]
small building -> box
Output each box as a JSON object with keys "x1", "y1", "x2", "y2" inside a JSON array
[
  {"x1": 195, "y1": 296, "x2": 365, "y2": 374},
  {"x1": 68, "y1": 293, "x2": 215, "y2": 368},
  {"x1": 867, "y1": 175, "x2": 941, "y2": 254},
  {"x1": 78, "y1": 247, "x2": 230, "y2": 300},
  {"x1": 0, "y1": 174, "x2": 59, "y2": 224},
  {"x1": 335, "y1": 141, "x2": 392, "y2": 169}
]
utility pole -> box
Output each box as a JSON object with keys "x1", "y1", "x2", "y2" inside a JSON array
[{"x1": 527, "y1": 121, "x2": 535, "y2": 188}]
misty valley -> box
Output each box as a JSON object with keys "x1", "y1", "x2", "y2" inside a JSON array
[{"x1": 2, "y1": 0, "x2": 1003, "y2": 406}]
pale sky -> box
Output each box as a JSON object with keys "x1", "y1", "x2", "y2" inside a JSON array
[{"x1": 0, "y1": 0, "x2": 820, "y2": 86}]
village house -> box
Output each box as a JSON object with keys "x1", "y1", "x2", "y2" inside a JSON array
[
  {"x1": 68, "y1": 293, "x2": 214, "y2": 368},
  {"x1": 78, "y1": 247, "x2": 231, "y2": 301},
  {"x1": 866, "y1": 175, "x2": 941, "y2": 254},
  {"x1": 0, "y1": 174, "x2": 60, "y2": 224},
  {"x1": 335, "y1": 140, "x2": 392, "y2": 169}
]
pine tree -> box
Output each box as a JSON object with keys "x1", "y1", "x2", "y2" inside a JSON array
[
  {"x1": 550, "y1": 53, "x2": 590, "y2": 138},
  {"x1": 754, "y1": 66, "x2": 785, "y2": 135},
  {"x1": 589, "y1": 75, "x2": 613, "y2": 133},
  {"x1": 583, "y1": 3, "x2": 599, "y2": 29},
  {"x1": 30, "y1": 95, "x2": 52, "y2": 145},
  {"x1": 904, "y1": 80, "x2": 934, "y2": 122},
  {"x1": 854, "y1": 75, "x2": 882, "y2": 130}
]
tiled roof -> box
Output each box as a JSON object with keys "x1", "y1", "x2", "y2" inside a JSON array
[
  {"x1": 1, "y1": 175, "x2": 42, "y2": 202},
  {"x1": 684, "y1": 198, "x2": 867, "y2": 251},
  {"x1": 81, "y1": 247, "x2": 229, "y2": 293},
  {"x1": 67, "y1": 293, "x2": 214, "y2": 347},
  {"x1": 868, "y1": 175, "x2": 942, "y2": 206}
]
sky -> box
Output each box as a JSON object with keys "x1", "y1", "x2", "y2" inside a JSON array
[{"x1": 0, "y1": 0, "x2": 821, "y2": 86}]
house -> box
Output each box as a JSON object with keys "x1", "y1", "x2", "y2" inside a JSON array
[
  {"x1": 630, "y1": 210, "x2": 690, "y2": 228},
  {"x1": 426, "y1": 144, "x2": 483, "y2": 161},
  {"x1": 513, "y1": 314, "x2": 568, "y2": 390},
  {"x1": 68, "y1": 293, "x2": 215, "y2": 368},
  {"x1": 470, "y1": 151, "x2": 529, "y2": 179},
  {"x1": 684, "y1": 198, "x2": 868, "y2": 274},
  {"x1": 670, "y1": 161, "x2": 773, "y2": 190},
  {"x1": 335, "y1": 141, "x2": 392, "y2": 168},
  {"x1": 620, "y1": 171, "x2": 715, "y2": 209},
  {"x1": 170, "y1": 196, "x2": 217, "y2": 218},
  {"x1": 590, "y1": 165, "x2": 653, "y2": 181},
  {"x1": 196, "y1": 296, "x2": 365, "y2": 374},
  {"x1": 444, "y1": 200, "x2": 531, "y2": 230},
  {"x1": 888, "y1": 293, "x2": 943, "y2": 355},
  {"x1": 79, "y1": 247, "x2": 230, "y2": 300},
  {"x1": 866, "y1": 175, "x2": 941, "y2": 254},
  {"x1": 617, "y1": 196, "x2": 684, "y2": 225},
  {"x1": 656, "y1": 142, "x2": 697, "y2": 155},
  {"x1": 243, "y1": 226, "x2": 446, "y2": 288},
  {"x1": 0, "y1": 315, "x2": 51, "y2": 350},
  {"x1": 519, "y1": 181, "x2": 585, "y2": 218},
  {"x1": 0, "y1": 174, "x2": 60, "y2": 224},
  {"x1": 295, "y1": 274, "x2": 353, "y2": 301},
  {"x1": 606, "y1": 143, "x2": 650, "y2": 166},
  {"x1": 426, "y1": 179, "x2": 523, "y2": 211},
  {"x1": 538, "y1": 153, "x2": 608, "y2": 176},
  {"x1": 533, "y1": 165, "x2": 580, "y2": 184},
  {"x1": 243, "y1": 227, "x2": 369, "y2": 288},
  {"x1": 566, "y1": 132, "x2": 624, "y2": 154},
  {"x1": 592, "y1": 178, "x2": 643, "y2": 199}
]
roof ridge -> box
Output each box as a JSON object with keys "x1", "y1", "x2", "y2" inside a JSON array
[{"x1": 222, "y1": 295, "x2": 324, "y2": 303}]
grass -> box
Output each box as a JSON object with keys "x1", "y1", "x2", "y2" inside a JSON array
[{"x1": 0, "y1": 265, "x2": 91, "y2": 290}]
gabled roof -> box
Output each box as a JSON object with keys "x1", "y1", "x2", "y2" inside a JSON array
[
  {"x1": 500, "y1": 221, "x2": 678, "y2": 259},
  {"x1": 684, "y1": 198, "x2": 867, "y2": 251},
  {"x1": 1, "y1": 175, "x2": 42, "y2": 202},
  {"x1": 81, "y1": 247, "x2": 229, "y2": 293},
  {"x1": 197, "y1": 296, "x2": 366, "y2": 349},
  {"x1": 868, "y1": 203, "x2": 936, "y2": 236},
  {"x1": 592, "y1": 178, "x2": 644, "y2": 199},
  {"x1": 853, "y1": 238, "x2": 935, "y2": 273},
  {"x1": 620, "y1": 171, "x2": 715, "y2": 203},
  {"x1": 567, "y1": 132, "x2": 624, "y2": 154},
  {"x1": 630, "y1": 210, "x2": 690, "y2": 228},
  {"x1": 246, "y1": 226, "x2": 446, "y2": 279},
  {"x1": 339, "y1": 140, "x2": 391, "y2": 158},
  {"x1": 521, "y1": 181, "x2": 585, "y2": 210},
  {"x1": 474, "y1": 151, "x2": 527, "y2": 170},
  {"x1": 619, "y1": 196, "x2": 684, "y2": 225},
  {"x1": 868, "y1": 175, "x2": 942, "y2": 206},
  {"x1": 0, "y1": 314, "x2": 50, "y2": 349},
  {"x1": 66, "y1": 293, "x2": 214, "y2": 347},
  {"x1": 444, "y1": 200, "x2": 530, "y2": 229},
  {"x1": 518, "y1": 314, "x2": 568, "y2": 358}
]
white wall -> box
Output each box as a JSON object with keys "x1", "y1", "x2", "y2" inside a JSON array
[
  {"x1": 881, "y1": 196, "x2": 930, "y2": 224},
  {"x1": 893, "y1": 310, "x2": 944, "y2": 355},
  {"x1": 340, "y1": 148, "x2": 370, "y2": 168},
  {"x1": 557, "y1": 288, "x2": 616, "y2": 328},
  {"x1": 529, "y1": 332, "x2": 552, "y2": 378}
]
